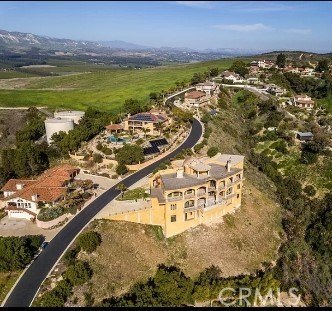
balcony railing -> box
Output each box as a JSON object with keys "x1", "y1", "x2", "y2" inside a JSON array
[
  {"x1": 184, "y1": 193, "x2": 195, "y2": 199},
  {"x1": 167, "y1": 196, "x2": 183, "y2": 202},
  {"x1": 218, "y1": 184, "x2": 226, "y2": 190},
  {"x1": 197, "y1": 191, "x2": 207, "y2": 197}
]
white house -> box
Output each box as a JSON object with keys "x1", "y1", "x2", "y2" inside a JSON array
[
  {"x1": 195, "y1": 81, "x2": 219, "y2": 96},
  {"x1": 257, "y1": 60, "x2": 274, "y2": 69},
  {"x1": 220, "y1": 71, "x2": 244, "y2": 83}
]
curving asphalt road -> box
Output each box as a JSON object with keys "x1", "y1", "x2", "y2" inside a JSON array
[{"x1": 3, "y1": 118, "x2": 203, "y2": 307}]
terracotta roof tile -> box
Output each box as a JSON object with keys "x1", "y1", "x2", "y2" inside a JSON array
[{"x1": 2, "y1": 164, "x2": 79, "y2": 203}]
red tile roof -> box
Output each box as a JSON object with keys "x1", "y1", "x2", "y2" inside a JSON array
[
  {"x1": 2, "y1": 179, "x2": 35, "y2": 192},
  {"x1": 105, "y1": 124, "x2": 124, "y2": 131},
  {"x1": 185, "y1": 91, "x2": 206, "y2": 99},
  {"x1": 2, "y1": 164, "x2": 79, "y2": 203}
]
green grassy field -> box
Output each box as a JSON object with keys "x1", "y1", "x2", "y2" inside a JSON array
[
  {"x1": 0, "y1": 71, "x2": 38, "y2": 79},
  {"x1": 0, "y1": 58, "x2": 236, "y2": 112},
  {"x1": 317, "y1": 94, "x2": 332, "y2": 113}
]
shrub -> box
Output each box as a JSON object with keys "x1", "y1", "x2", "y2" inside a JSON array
[
  {"x1": 116, "y1": 163, "x2": 128, "y2": 175},
  {"x1": 93, "y1": 153, "x2": 103, "y2": 163},
  {"x1": 300, "y1": 150, "x2": 318, "y2": 165},
  {"x1": 77, "y1": 231, "x2": 102, "y2": 253},
  {"x1": 63, "y1": 247, "x2": 81, "y2": 266},
  {"x1": 207, "y1": 147, "x2": 219, "y2": 158},
  {"x1": 63, "y1": 260, "x2": 93, "y2": 286},
  {"x1": 303, "y1": 185, "x2": 316, "y2": 197}
]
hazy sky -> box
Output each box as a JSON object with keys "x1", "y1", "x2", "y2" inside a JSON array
[{"x1": 0, "y1": 1, "x2": 332, "y2": 52}]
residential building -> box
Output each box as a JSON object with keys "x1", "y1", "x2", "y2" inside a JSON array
[
  {"x1": 266, "y1": 84, "x2": 286, "y2": 96},
  {"x1": 220, "y1": 71, "x2": 244, "y2": 83},
  {"x1": 123, "y1": 112, "x2": 169, "y2": 136},
  {"x1": 184, "y1": 90, "x2": 209, "y2": 108},
  {"x1": 195, "y1": 81, "x2": 219, "y2": 96},
  {"x1": 0, "y1": 164, "x2": 80, "y2": 220},
  {"x1": 288, "y1": 94, "x2": 315, "y2": 110},
  {"x1": 246, "y1": 77, "x2": 260, "y2": 85},
  {"x1": 296, "y1": 132, "x2": 314, "y2": 142},
  {"x1": 257, "y1": 60, "x2": 274, "y2": 69},
  {"x1": 108, "y1": 154, "x2": 244, "y2": 238}
]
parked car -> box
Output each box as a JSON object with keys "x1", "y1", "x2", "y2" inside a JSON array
[{"x1": 40, "y1": 241, "x2": 49, "y2": 250}]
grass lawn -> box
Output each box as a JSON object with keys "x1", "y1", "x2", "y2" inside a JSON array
[
  {"x1": 0, "y1": 271, "x2": 22, "y2": 304},
  {"x1": 0, "y1": 58, "x2": 238, "y2": 112},
  {"x1": 118, "y1": 187, "x2": 149, "y2": 201}
]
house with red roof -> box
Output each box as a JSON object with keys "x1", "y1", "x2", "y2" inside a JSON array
[
  {"x1": 1, "y1": 164, "x2": 79, "y2": 220},
  {"x1": 184, "y1": 90, "x2": 209, "y2": 108}
]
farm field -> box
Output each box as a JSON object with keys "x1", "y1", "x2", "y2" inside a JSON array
[
  {"x1": 0, "y1": 71, "x2": 38, "y2": 79},
  {"x1": 0, "y1": 58, "x2": 238, "y2": 112}
]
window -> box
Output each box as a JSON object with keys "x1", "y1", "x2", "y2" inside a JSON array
[
  {"x1": 237, "y1": 184, "x2": 241, "y2": 189},
  {"x1": 170, "y1": 204, "x2": 177, "y2": 210},
  {"x1": 171, "y1": 215, "x2": 176, "y2": 222},
  {"x1": 237, "y1": 194, "x2": 240, "y2": 199}
]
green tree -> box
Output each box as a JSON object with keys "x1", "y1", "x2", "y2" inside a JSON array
[
  {"x1": 315, "y1": 59, "x2": 329, "y2": 73},
  {"x1": 207, "y1": 147, "x2": 219, "y2": 158},
  {"x1": 115, "y1": 144, "x2": 144, "y2": 165},
  {"x1": 64, "y1": 260, "x2": 93, "y2": 286},
  {"x1": 116, "y1": 163, "x2": 129, "y2": 175},
  {"x1": 229, "y1": 60, "x2": 249, "y2": 77},
  {"x1": 116, "y1": 182, "x2": 127, "y2": 198},
  {"x1": 276, "y1": 53, "x2": 286, "y2": 68},
  {"x1": 77, "y1": 231, "x2": 102, "y2": 253}
]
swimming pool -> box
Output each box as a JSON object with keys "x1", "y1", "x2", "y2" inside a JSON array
[{"x1": 108, "y1": 135, "x2": 131, "y2": 144}]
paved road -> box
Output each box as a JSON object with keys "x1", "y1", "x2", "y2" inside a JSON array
[{"x1": 3, "y1": 118, "x2": 203, "y2": 307}]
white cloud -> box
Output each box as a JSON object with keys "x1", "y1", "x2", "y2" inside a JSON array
[
  {"x1": 286, "y1": 28, "x2": 312, "y2": 35},
  {"x1": 240, "y1": 2, "x2": 296, "y2": 12},
  {"x1": 212, "y1": 23, "x2": 272, "y2": 32},
  {"x1": 175, "y1": 1, "x2": 214, "y2": 9}
]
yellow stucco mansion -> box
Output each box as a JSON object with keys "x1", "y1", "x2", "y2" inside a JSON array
[{"x1": 109, "y1": 153, "x2": 244, "y2": 237}]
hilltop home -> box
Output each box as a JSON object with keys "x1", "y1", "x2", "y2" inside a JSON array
[
  {"x1": 195, "y1": 81, "x2": 219, "y2": 96},
  {"x1": 257, "y1": 60, "x2": 274, "y2": 69},
  {"x1": 184, "y1": 90, "x2": 209, "y2": 108},
  {"x1": 0, "y1": 164, "x2": 79, "y2": 220},
  {"x1": 108, "y1": 154, "x2": 244, "y2": 238},
  {"x1": 266, "y1": 84, "x2": 286, "y2": 96},
  {"x1": 220, "y1": 71, "x2": 244, "y2": 83},
  {"x1": 123, "y1": 112, "x2": 169, "y2": 136},
  {"x1": 288, "y1": 94, "x2": 315, "y2": 110}
]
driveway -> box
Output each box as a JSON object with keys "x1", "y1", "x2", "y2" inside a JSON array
[{"x1": 0, "y1": 217, "x2": 62, "y2": 241}]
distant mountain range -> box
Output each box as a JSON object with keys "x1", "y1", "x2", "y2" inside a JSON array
[
  {"x1": 0, "y1": 29, "x2": 263, "y2": 56},
  {"x1": 0, "y1": 29, "x2": 329, "y2": 67}
]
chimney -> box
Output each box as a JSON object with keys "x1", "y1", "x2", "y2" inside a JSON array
[
  {"x1": 31, "y1": 194, "x2": 38, "y2": 202},
  {"x1": 16, "y1": 183, "x2": 23, "y2": 190},
  {"x1": 176, "y1": 168, "x2": 184, "y2": 178},
  {"x1": 226, "y1": 158, "x2": 232, "y2": 173}
]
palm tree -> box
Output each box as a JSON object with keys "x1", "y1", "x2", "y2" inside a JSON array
[
  {"x1": 113, "y1": 132, "x2": 119, "y2": 145},
  {"x1": 155, "y1": 121, "x2": 163, "y2": 137},
  {"x1": 142, "y1": 127, "x2": 150, "y2": 140},
  {"x1": 116, "y1": 183, "x2": 127, "y2": 198}
]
